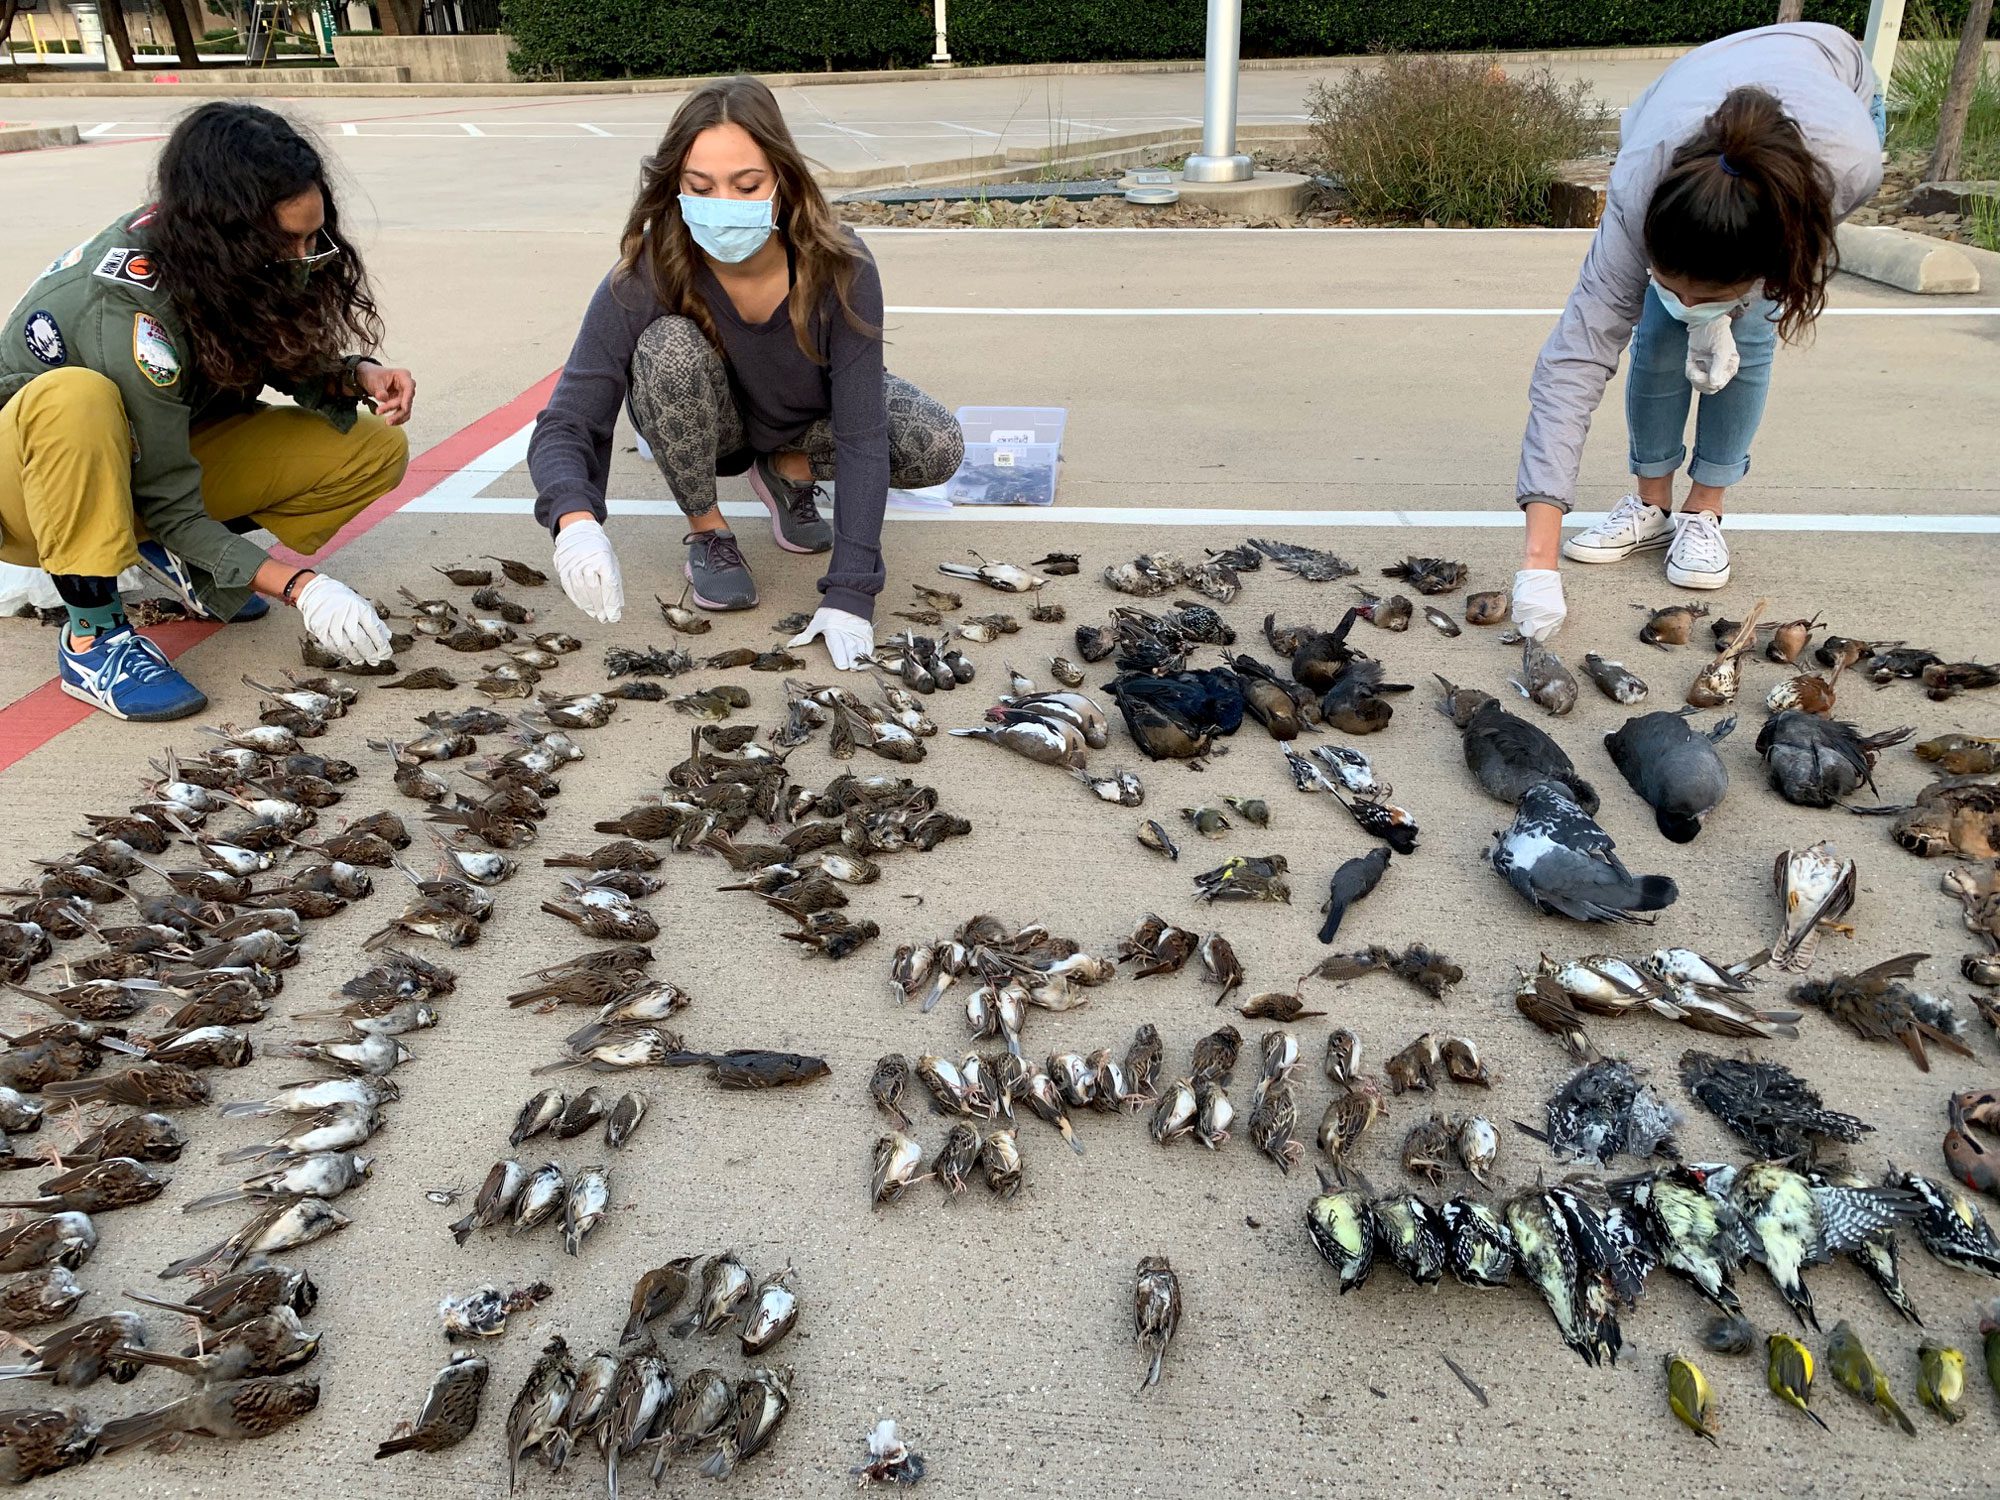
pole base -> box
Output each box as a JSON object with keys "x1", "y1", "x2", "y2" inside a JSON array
[{"x1": 1182, "y1": 153, "x2": 1254, "y2": 184}]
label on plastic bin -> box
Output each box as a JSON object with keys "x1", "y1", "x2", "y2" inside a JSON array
[
  {"x1": 992, "y1": 449, "x2": 1016, "y2": 467},
  {"x1": 987, "y1": 429, "x2": 1035, "y2": 444}
]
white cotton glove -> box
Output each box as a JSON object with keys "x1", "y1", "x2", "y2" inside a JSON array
[
  {"x1": 789, "y1": 606, "x2": 874, "y2": 671},
  {"x1": 296, "y1": 573, "x2": 393, "y2": 665},
  {"x1": 553, "y1": 516, "x2": 624, "y2": 624},
  {"x1": 1512, "y1": 569, "x2": 1567, "y2": 642},
  {"x1": 1686, "y1": 318, "x2": 1740, "y2": 396}
]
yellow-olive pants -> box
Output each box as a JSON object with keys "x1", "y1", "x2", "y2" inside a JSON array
[{"x1": 0, "y1": 366, "x2": 409, "y2": 575}]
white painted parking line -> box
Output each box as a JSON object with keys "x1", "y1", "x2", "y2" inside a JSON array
[
  {"x1": 404, "y1": 492, "x2": 2000, "y2": 535},
  {"x1": 577, "y1": 123, "x2": 613, "y2": 137},
  {"x1": 79, "y1": 122, "x2": 120, "y2": 138},
  {"x1": 340, "y1": 122, "x2": 358, "y2": 136},
  {"x1": 458, "y1": 123, "x2": 486, "y2": 136},
  {"x1": 934, "y1": 120, "x2": 1003, "y2": 137}
]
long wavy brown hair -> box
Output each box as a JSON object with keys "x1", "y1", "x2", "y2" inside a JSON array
[
  {"x1": 149, "y1": 102, "x2": 382, "y2": 392},
  {"x1": 617, "y1": 75, "x2": 876, "y2": 364},
  {"x1": 1643, "y1": 86, "x2": 1839, "y2": 343}
]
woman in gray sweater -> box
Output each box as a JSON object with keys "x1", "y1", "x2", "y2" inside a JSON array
[
  {"x1": 528, "y1": 76, "x2": 964, "y2": 669},
  {"x1": 1511, "y1": 24, "x2": 1882, "y2": 640}
]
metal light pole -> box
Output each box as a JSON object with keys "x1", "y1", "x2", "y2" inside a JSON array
[
  {"x1": 1863, "y1": 0, "x2": 1906, "y2": 97},
  {"x1": 1182, "y1": 0, "x2": 1252, "y2": 182},
  {"x1": 930, "y1": 0, "x2": 951, "y2": 65}
]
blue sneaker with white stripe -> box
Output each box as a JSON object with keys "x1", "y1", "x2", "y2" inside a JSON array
[
  {"x1": 136, "y1": 539, "x2": 270, "y2": 622},
  {"x1": 58, "y1": 623, "x2": 209, "y2": 722}
]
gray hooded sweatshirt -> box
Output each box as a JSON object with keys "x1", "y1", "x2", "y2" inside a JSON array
[{"x1": 1517, "y1": 23, "x2": 1882, "y2": 512}]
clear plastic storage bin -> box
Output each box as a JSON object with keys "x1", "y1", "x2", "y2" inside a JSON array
[{"x1": 946, "y1": 405, "x2": 1066, "y2": 507}]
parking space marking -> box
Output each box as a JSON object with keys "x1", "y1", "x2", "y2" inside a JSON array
[{"x1": 408, "y1": 493, "x2": 2000, "y2": 533}]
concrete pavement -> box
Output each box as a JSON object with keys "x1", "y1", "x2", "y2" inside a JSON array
[{"x1": 1, "y1": 59, "x2": 1998, "y2": 1499}]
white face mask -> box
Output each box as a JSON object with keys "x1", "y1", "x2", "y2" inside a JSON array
[{"x1": 1651, "y1": 277, "x2": 1747, "y2": 326}]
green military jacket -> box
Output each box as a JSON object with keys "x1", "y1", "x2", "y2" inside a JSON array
[{"x1": 2, "y1": 207, "x2": 367, "y2": 619}]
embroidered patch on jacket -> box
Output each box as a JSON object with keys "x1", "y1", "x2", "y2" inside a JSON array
[
  {"x1": 23, "y1": 310, "x2": 66, "y2": 366},
  {"x1": 94, "y1": 247, "x2": 159, "y2": 293},
  {"x1": 41, "y1": 243, "x2": 87, "y2": 278},
  {"x1": 132, "y1": 312, "x2": 180, "y2": 388}
]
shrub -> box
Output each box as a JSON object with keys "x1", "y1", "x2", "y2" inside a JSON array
[
  {"x1": 1306, "y1": 53, "x2": 1599, "y2": 225},
  {"x1": 1887, "y1": 1, "x2": 2000, "y2": 177}
]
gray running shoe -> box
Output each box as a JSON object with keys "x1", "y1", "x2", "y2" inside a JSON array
[
  {"x1": 747, "y1": 455, "x2": 834, "y2": 554},
  {"x1": 683, "y1": 529, "x2": 758, "y2": 611}
]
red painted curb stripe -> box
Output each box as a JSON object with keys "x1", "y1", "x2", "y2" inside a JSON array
[{"x1": 0, "y1": 368, "x2": 559, "y2": 774}]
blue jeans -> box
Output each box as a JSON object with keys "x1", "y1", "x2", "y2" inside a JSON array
[{"x1": 1625, "y1": 281, "x2": 1778, "y2": 490}]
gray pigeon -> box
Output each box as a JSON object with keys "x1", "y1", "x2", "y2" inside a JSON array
[
  {"x1": 1437, "y1": 677, "x2": 1598, "y2": 812},
  {"x1": 1604, "y1": 710, "x2": 1734, "y2": 842},
  {"x1": 1488, "y1": 782, "x2": 1678, "y2": 923},
  {"x1": 1753, "y1": 712, "x2": 1913, "y2": 807}
]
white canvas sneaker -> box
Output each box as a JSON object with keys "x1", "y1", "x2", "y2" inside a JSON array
[
  {"x1": 1561, "y1": 494, "x2": 1675, "y2": 564},
  {"x1": 1666, "y1": 511, "x2": 1731, "y2": 589}
]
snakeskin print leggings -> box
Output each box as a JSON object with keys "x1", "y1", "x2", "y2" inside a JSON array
[{"x1": 628, "y1": 314, "x2": 963, "y2": 517}]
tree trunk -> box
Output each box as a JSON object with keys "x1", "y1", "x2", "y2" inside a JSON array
[
  {"x1": 160, "y1": 0, "x2": 205, "y2": 65},
  {"x1": 1774, "y1": 0, "x2": 1805, "y2": 21},
  {"x1": 1928, "y1": 0, "x2": 1996, "y2": 183},
  {"x1": 378, "y1": 0, "x2": 421, "y2": 35},
  {"x1": 99, "y1": 0, "x2": 139, "y2": 69}
]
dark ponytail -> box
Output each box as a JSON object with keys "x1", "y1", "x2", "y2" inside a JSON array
[{"x1": 1642, "y1": 86, "x2": 1838, "y2": 342}]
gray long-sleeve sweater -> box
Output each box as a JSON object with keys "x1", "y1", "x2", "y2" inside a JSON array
[
  {"x1": 528, "y1": 240, "x2": 890, "y2": 619},
  {"x1": 1517, "y1": 23, "x2": 1882, "y2": 511}
]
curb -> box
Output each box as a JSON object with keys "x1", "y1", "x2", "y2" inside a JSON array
[
  {"x1": 1835, "y1": 223, "x2": 1981, "y2": 294},
  {"x1": 0, "y1": 122, "x2": 80, "y2": 151},
  {"x1": 0, "y1": 43, "x2": 1695, "y2": 98}
]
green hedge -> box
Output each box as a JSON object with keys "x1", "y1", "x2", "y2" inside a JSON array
[
  {"x1": 504, "y1": 0, "x2": 1998, "y2": 83},
  {"x1": 506, "y1": 0, "x2": 932, "y2": 81}
]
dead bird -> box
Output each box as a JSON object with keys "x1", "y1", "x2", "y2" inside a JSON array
[
  {"x1": 1922, "y1": 661, "x2": 2000, "y2": 700},
  {"x1": 668, "y1": 1050, "x2": 831, "y2": 1090},
  {"x1": 1439, "y1": 677, "x2": 1599, "y2": 811},
  {"x1": 1349, "y1": 586, "x2": 1413, "y2": 632},
  {"x1": 1330, "y1": 787, "x2": 1419, "y2": 855},
  {"x1": 1891, "y1": 779, "x2": 2000, "y2": 859},
  {"x1": 1423, "y1": 605, "x2": 1461, "y2": 638},
  {"x1": 938, "y1": 551, "x2": 1048, "y2": 593},
  {"x1": 1914, "y1": 733, "x2": 2000, "y2": 776},
  {"x1": 1384, "y1": 1032, "x2": 1441, "y2": 1095},
  {"x1": 1606, "y1": 711, "x2": 1734, "y2": 842},
  {"x1": 1756, "y1": 713, "x2": 1913, "y2": 807},
  {"x1": 1688, "y1": 601, "x2": 1768, "y2": 708},
  {"x1": 1582, "y1": 653, "x2": 1649, "y2": 705},
  {"x1": 1248, "y1": 538, "x2": 1358, "y2": 582},
  {"x1": 1679, "y1": 1050, "x2": 1871, "y2": 1162},
  {"x1": 1792, "y1": 955, "x2": 1974, "y2": 1072},
  {"x1": 1531, "y1": 1057, "x2": 1680, "y2": 1165},
  {"x1": 1464, "y1": 590, "x2": 1508, "y2": 626},
  {"x1": 1319, "y1": 847, "x2": 1390, "y2": 943},
  {"x1": 1401, "y1": 1113, "x2": 1457, "y2": 1187},
  {"x1": 1514, "y1": 639, "x2": 1579, "y2": 716},
  {"x1": 1382, "y1": 556, "x2": 1468, "y2": 595},
  {"x1": 1489, "y1": 782, "x2": 1676, "y2": 923},
  {"x1": 1771, "y1": 841, "x2": 1857, "y2": 973},
  {"x1": 1638, "y1": 602, "x2": 1712, "y2": 649},
  {"x1": 1133, "y1": 1257, "x2": 1181, "y2": 1392},
  {"x1": 438, "y1": 1281, "x2": 554, "y2": 1341},
  {"x1": 1198, "y1": 931, "x2": 1245, "y2": 1003},
  {"x1": 1136, "y1": 819, "x2": 1180, "y2": 860},
  {"x1": 480, "y1": 555, "x2": 546, "y2": 587}
]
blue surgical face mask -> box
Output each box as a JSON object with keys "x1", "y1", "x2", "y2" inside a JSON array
[
  {"x1": 1651, "y1": 277, "x2": 1745, "y2": 326},
  {"x1": 679, "y1": 191, "x2": 776, "y2": 264}
]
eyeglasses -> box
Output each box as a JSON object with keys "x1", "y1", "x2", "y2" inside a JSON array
[{"x1": 273, "y1": 227, "x2": 342, "y2": 271}]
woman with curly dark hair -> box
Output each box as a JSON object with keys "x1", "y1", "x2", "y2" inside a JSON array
[
  {"x1": 528, "y1": 75, "x2": 964, "y2": 669},
  {"x1": 1511, "y1": 23, "x2": 1884, "y2": 641},
  {"x1": 0, "y1": 102, "x2": 413, "y2": 721}
]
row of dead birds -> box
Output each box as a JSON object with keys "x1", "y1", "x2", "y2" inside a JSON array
[
  {"x1": 1634, "y1": 603, "x2": 1999, "y2": 703},
  {"x1": 868, "y1": 1013, "x2": 1486, "y2": 1193},
  {"x1": 376, "y1": 1253, "x2": 799, "y2": 1492},
  {"x1": 1304, "y1": 1149, "x2": 2000, "y2": 1372}
]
